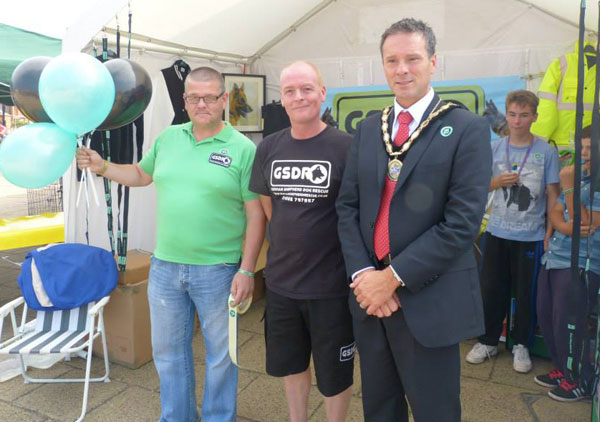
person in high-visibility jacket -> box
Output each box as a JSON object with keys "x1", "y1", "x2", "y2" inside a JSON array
[{"x1": 531, "y1": 41, "x2": 597, "y2": 147}]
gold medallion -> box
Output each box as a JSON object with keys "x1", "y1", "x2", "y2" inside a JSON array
[
  {"x1": 379, "y1": 100, "x2": 457, "y2": 164},
  {"x1": 379, "y1": 101, "x2": 458, "y2": 185},
  {"x1": 388, "y1": 159, "x2": 402, "y2": 181}
]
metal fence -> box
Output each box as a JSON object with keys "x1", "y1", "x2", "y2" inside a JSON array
[{"x1": 26, "y1": 178, "x2": 63, "y2": 216}]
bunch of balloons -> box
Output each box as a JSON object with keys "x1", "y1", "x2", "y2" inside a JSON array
[{"x1": 0, "y1": 53, "x2": 152, "y2": 188}]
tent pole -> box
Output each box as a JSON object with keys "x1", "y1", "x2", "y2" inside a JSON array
[
  {"x1": 102, "y1": 27, "x2": 248, "y2": 61},
  {"x1": 93, "y1": 36, "x2": 249, "y2": 64},
  {"x1": 248, "y1": 0, "x2": 335, "y2": 64},
  {"x1": 517, "y1": 0, "x2": 596, "y2": 33}
]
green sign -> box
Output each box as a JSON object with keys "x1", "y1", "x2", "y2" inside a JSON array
[{"x1": 332, "y1": 85, "x2": 486, "y2": 134}]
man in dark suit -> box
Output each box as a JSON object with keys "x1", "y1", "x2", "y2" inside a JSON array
[{"x1": 336, "y1": 18, "x2": 492, "y2": 421}]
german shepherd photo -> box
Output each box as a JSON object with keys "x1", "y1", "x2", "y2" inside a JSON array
[{"x1": 229, "y1": 83, "x2": 253, "y2": 125}]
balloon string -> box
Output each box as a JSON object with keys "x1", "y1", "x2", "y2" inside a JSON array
[
  {"x1": 85, "y1": 133, "x2": 100, "y2": 206},
  {"x1": 76, "y1": 138, "x2": 85, "y2": 208},
  {"x1": 75, "y1": 135, "x2": 100, "y2": 207}
]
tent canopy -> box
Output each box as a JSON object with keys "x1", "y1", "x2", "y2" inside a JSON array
[
  {"x1": 1, "y1": 1, "x2": 597, "y2": 62},
  {"x1": 0, "y1": 24, "x2": 61, "y2": 106},
  {"x1": 0, "y1": 0, "x2": 593, "y2": 98}
]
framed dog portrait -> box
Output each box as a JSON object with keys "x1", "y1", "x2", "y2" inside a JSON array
[{"x1": 223, "y1": 73, "x2": 266, "y2": 132}]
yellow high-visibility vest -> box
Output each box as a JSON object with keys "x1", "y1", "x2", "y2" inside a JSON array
[{"x1": 531, "y1": 41, "x2": 597, "y2": 147}]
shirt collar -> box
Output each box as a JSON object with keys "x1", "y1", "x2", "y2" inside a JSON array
[
  {"x1": 393, "y1": 88, "x2": 434, "y2": 125},
  {"x1": 183, "y1": 121, "x2": 231, "y2": 144}
]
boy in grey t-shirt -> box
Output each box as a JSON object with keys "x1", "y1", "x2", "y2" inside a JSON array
[{"x1": 466, "y1": 90, "x2": 559, "y2": 373}]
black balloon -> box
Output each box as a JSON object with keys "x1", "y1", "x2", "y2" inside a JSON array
[
  {"x1": 98, "y1": 59, "x2": 153, "y2": 130},
  {"x1": 10, "y1": 56, "x2": 53, "y2": 123}
]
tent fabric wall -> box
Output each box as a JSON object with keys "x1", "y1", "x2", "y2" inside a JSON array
[
  {"x1": 102, "y1": 0, "x2": 327, "y2": 59},
  {"x1": 253, "y1": 0, "x2": 579, "y2": 102},
  {"x1": 1, "y1": 0, "x2": 592, "y2": 253}
]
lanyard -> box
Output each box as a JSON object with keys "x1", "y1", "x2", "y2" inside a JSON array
[{"x1": 505, "y1": 137, "x2": 533, "y2": 177}]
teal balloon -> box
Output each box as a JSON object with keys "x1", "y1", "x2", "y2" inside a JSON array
[
  {"x1": 0, "y1": 123, "x2": 77, "y2": 188},
  {"x1": 39, "y1": 53, "x2": 115, "y2": 136}
]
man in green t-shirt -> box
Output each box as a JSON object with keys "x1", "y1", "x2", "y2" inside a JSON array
[{"x1": 77, "y1": 67, "x2": 265, "y2": 422}]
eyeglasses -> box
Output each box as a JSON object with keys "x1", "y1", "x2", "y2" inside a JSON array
[{"x1": 184, "y1": 92, "x2": 225, "y2": 104}]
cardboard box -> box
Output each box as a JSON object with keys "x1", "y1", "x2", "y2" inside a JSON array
[
  {"x1": 94, "y1": 279, "x2": 152, "y2": 369},
  {"x1": 117, "y1": 250, "x2": 151, "y2": 285},
  {"x1": 234, "y1": 239, "x2": 267, "y2": 302},
  {"x1": 252, "y1": 270, "x2": 265, "y2": 302},
  {"x1": 250, "y1": 240, "x2": 268, "y2": 301},
  {"x1": 255, "y1": 239, "x2": 268, "y2": 272}
]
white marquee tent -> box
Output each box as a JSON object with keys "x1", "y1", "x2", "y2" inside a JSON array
[{"x1": 1, "y1": 0, "x2": 596, "y2": 252}]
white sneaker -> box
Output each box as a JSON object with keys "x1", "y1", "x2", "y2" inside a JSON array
[
  {"x1": 512, "y1": 344, "x2": 532, "y2": 373},
  {"x1": 465, "y1": 342, "x2": 498, "y2": 364}
]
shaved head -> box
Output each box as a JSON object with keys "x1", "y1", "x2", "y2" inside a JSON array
[
  {"x1": 279, "y1": 60, "x2": 326, "y2": 129},
  {"x1": 280, "y1": 61, "x2": 324, "y2": 87},
  {"x1": 186, "y1": 66, "x2": 225, "y2": 93}
]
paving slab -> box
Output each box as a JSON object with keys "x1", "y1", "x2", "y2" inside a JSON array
[
  {"x1": 64, "y1": 355, "x2": 112, "y2": 374},
  {"x1": 490, "y1": 347, "x2": 554, "y2": 393},
  {"x1": 0, "y1": 361, "x2": 72, "y2": 402},
  {"x1": 67, "y1": 357, "x2": 160, "y2": 392},
  {"x1": 349, "y1": 354, "x2": 363, "y2": 397},
  {"x1": 532, "y1": 394, "x2": 590, "y2": 422},
  {"x1": 0, "y1": 246, "x2": 34, "y2": 312},
  {"x1": 238, "y1": 299, "x2": 265, "y2": 335},
  {"x1": 460, "y1": 340, "x2": 496, "y2": 381},
  {"x1": 0, "y1": 400, "x2": 46, "y2": 422},
  {"x1": 108, "y1": 360, "x2": 160, "y2": 392},
  {"x1": 13, "y1": 368, "x2": 127, "y2": 421},
  {"x1": 236, "y1": 332, "x2": 267, "y2": 374},
  {"x1": 308, "y1": 394, "x2": 364, "y2": 421},
  {"x1": 83, "y1": 385, "x2": 160, "y2": 422},
  {"x1": 237, "y1": 373, "x2": 323, "y2": 421},
  {"x1": 461, "y1": 376, "x2": 535, "y2": 422},
  {"x1": 2, "y1": 245, "x2": 33, "y2": 258}
]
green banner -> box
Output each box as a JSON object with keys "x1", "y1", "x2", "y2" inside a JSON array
[{"x1": 332, "y1": 85, "x2": 486, "y2": 134}]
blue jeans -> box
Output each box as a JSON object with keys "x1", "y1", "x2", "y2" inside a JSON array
[{"x1": 148, "y1": 257, "x2": 238, "y2": 422}]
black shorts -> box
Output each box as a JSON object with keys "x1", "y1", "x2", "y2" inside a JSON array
[{"x1": 264, "y1": 289, "x2": 355, "y2": 397}]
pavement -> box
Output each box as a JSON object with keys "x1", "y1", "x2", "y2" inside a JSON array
[{"x1": 0, "y1": 246, "x2": 593, "y2": 422}]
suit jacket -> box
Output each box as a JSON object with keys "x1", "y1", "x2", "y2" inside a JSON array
[{"x1": 336, "y1": 94, "x2": 492, "y2": 348}]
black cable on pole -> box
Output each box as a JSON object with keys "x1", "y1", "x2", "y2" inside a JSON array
[
  {"x1": 127, "y1": 2, "x2": 132, "y2": 59},
  {"x1": 567, "y1": 0, "x2": 586, "y2": 384},
  {"x1": 116, "y1": 17, "x2": 121, "y2": 58},
  {"x1": 582, "y1": 0, "x2": 600, "y2": 394},
  {"x1": 102, "y1": 37, "x2": 108, "y2": 62},
  {"x1": 101, "y1": 134, "x2": 115, "y2": 257}
]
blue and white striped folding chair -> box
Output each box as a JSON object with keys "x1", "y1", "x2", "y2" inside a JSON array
[{"x1": 0, "y1": 295, "x2": 110, "y2": 422}]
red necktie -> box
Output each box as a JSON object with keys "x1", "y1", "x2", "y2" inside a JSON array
[{"x1": 374, "y1": 111, "x2": 413, "y2": 260}]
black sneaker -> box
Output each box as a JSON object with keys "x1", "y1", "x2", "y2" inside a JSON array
[
  {"x1": 534, "y1": 368, "x2": 564, "y2": 388},
  {"x1": 548, "y1": 379, "x2": 590, "y2": 402}
]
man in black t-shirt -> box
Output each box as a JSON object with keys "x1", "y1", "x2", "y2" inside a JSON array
[{"x1": 249, "y1": 61, "x2": 354, "y2": 422}]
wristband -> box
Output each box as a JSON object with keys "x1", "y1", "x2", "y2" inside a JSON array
[
  {"x1": 237, "y1": 269, "x2": 255, "y2": 277},
  {"x1": 97, "y1": 160, "x2": 109, "y2": 176},
  {"x1": 562, "y1": 187, "x2": 574, "y2": 195}
]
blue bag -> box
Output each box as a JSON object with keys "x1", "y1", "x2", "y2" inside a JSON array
[{"x1": 17, "y1": 243, "x2": 118, "y2": 311}]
